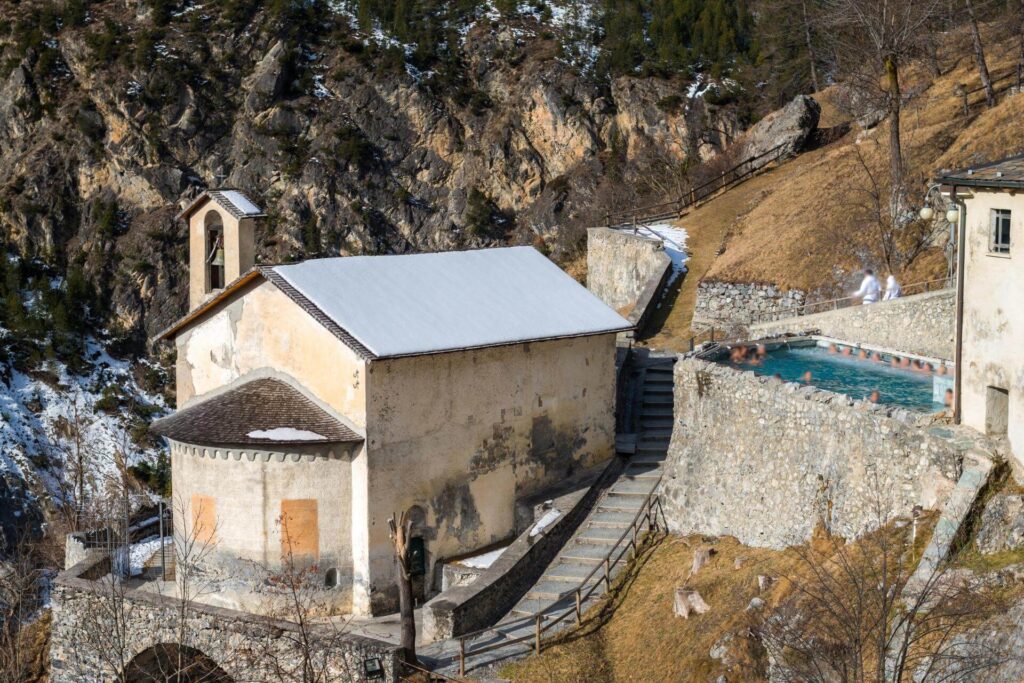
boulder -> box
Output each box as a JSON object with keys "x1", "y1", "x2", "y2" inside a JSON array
[
  {"x1": 975, "y1": 491, "x2": 1024, "y2": 554},
  {"x1": 738, "y1": 95, "x2": 821, "y2": 161},
  {"x1": 243, "y1": 41, "x2": 292, "y2": 113},
  {"x1": 674, "y1": 588, "x2": 710, "y2": 618}
]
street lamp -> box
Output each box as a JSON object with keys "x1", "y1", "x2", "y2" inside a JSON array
[
  {"x1": 945, "y1": 205, "x2": 960, "y2": 224},
  {"x1": 919, "y1": 206, "x2": 934, "y2": 220}
]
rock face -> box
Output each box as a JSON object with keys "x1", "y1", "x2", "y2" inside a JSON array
[
  {"x1": 976, "y1": 491, "x2": 1024, "y2": 554},
  {"x1": 0, "y1": 5, "x2": 744, "y2": 342},
  {"x1": 737, "y1": 94, "x2": 821, "y2": 160}
]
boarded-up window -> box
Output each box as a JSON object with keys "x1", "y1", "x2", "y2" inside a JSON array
[
  {"x1": 280, "y1": 499, "x2": 319, "y2": 561},
  {"x1": 190, "y1": 494, "x2": 216, "y2": 544}
]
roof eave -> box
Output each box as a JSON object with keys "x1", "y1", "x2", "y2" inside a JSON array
[
  {"x1": 152, "y1": 269, "x2": 264, "y2": 343},
  {"x1": 370, "y1": 325, "x2": 634, "y2": 361},
  {"x1": 936, "y1": 176, "x2": 1024, "y2": 190}
]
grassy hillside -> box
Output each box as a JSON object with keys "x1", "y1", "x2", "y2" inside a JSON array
[{"x1": 700, "y1": 24, "x2": 1023, "y2": 296}]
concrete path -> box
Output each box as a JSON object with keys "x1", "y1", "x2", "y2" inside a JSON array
[{"x1": 418, "y1": 356, "x2": 676, "y2": 678}]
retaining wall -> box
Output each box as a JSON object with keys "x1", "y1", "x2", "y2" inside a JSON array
[
  {"x1": 659, "y1": 359, "x2": 987, "y2": 548},
  {"x1": 50, "y1": 556, "x2": 399, "y2": 682},
  {"x1": 748, "y1": 288, "x2": 955, "y2": 360},
  {"x1": 587, "y1": 227, "x2": 671, "y2": 336},
  {"x1": 692, "y1": 280, "x2": 806, "y2": 330}
]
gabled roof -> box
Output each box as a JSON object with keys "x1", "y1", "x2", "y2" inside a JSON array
[
  {"x1": 150, "y1": 378, "x2": 362, "y2": 447},
  {"x1": 937, "y1": 154, "x2": 1024, "y2": 190},
  {"x1": 155, "y1": 247, "x2": 632, "y2": 358},
  {"x1": 175, "y1": 188, "x2": 266, "y2": 221}
]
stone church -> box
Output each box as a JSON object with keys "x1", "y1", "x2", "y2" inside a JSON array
[{"x1": 152, "y1": 189, "x2": 630, "y2": 616}]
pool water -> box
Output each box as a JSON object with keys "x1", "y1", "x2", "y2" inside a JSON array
[{"x1": 722, "y1": 346, "x2": 947, "y2": 412}]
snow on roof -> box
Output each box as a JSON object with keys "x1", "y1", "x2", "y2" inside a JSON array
[
  {"x1": 270, "y1": 247, "x2": 631, "y2": 358},
  {"x1": 217, "y1": 189, "x2": 264, "y2": 216}
]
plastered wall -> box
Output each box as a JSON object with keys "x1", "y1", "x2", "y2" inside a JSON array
[
  {"x1": 174, "y1": 280, "x2": 368, "y2": 427},
  {"x1": 359, "y1": 333, "x2": 618, "y2": 614},
  {"x1": 187, "y1": 204, "x2": 255, "y2": 310},
  {"x1": 960, "y1": 189, "x2": 1024, "y2": 472},
  {"x1": 170, "y1": 440, "x2": 358, "y2": 615}
]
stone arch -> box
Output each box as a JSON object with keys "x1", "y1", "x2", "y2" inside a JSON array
[{"x1": 124, "y1": 642, "x2": 233, "y2": 683}]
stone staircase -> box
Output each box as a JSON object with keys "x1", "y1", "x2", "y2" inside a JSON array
[{"x1": 430, "y1": 356, "x2": 677, "y2": 676}]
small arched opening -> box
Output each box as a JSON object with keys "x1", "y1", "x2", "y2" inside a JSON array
[
  {"x1": 124, "y1": 643, "x2": 233, "y2": 683},
  {"x1": 203, "y1": 210, "x2": 225, "y2": 292}
]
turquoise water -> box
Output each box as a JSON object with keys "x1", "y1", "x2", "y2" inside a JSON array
[{"x1": 723, "y1": 346, "x2": 946, "y2": 412}]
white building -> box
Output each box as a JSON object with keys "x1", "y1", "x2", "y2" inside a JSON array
[{"x1": 939, "y1": 157, "x2": 1024, "y2": 472}]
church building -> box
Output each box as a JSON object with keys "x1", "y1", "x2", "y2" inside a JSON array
[{"x1": 152, "y1": 189, "x2": 630, "y2": 616}]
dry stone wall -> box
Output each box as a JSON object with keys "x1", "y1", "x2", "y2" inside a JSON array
[
  {"x1": 748, "y1": 289, "x2": 955, "y2": 359},
  {"x1": 692, "y1": 280, "x2": 806, "y2": 330},
  {"x1": 51, "y1": 557, "x2": 399, "y2": 682},
  {"x1": 587, "y1": 227, "x2": 671, "y2": 319},
  {"x1": 659, "y1": 359, "x2": 977, "y2": 548}
]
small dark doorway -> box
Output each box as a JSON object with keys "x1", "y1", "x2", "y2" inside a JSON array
[
  {"x1": 124, "y1": 643, "x2": 233, "y2": 683},
  {"x1": 986, "y1": 386, "x2": 1010, "y2": 436}
]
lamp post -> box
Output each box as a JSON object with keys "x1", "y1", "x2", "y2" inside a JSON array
[{"x1": 919, "y1": 184, "x2": 960, "y2": 284}]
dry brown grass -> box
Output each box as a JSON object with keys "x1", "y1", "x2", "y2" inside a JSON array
[
  {"x1": 700, "y1": 23, "x2": 1024, "y2": 295},
  {"x1": 500, "y1": 534, "x2": 806, "y2": 683}
]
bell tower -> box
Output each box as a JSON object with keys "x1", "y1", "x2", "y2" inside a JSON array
[{"x1": 177, "y1": 189, "x2": 264, "y2": 310}]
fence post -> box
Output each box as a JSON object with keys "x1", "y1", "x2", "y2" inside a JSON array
[
  {"x1": 604, "y1": 556, "x2": 611, "y2": 591},
  {"x1": 459, "y1": 639, "x2": 466, "y2": 677},
  {"x1": 535, "y1": 614, "x2": 543, "y2": 654},
  {"x1": 689, "y1": 336, "x2": 695, "y2": 352},
  {"x1": 1018, "y1": 62, "x2": 1022, "y2": 92},
  {"x1": 575, "y1": 588, "x2": 582, "y2": 626},
  {"x1": 710, "y1": 327, "x2": 715, "y2": 343},
  {"x1": 158, "y1": 500, "x2": 166, "y2": 579},
  {"x1": 632, "y1": 214, "x2": 638, "y2": 234}
]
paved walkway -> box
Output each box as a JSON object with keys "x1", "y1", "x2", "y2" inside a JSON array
[{"x1": 418, "y1": 355, "x2": 676, "y2": 679}]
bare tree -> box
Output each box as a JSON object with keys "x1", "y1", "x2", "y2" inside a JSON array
[
  {"x1": 760, "y1": 503, "x2": 1008, "y2": 682},
  {"x1": 388, "y1": 511, "x2": 417, "y2": 666},
  {"x1": 50, "y1": 393, "x2": 102, "y2": 533},
  {"x1": 825, "y1": 0, "x2": 943, "y2": 222},
  {"x1": 965, "y1": 0, "x2": 996, "y2": 107},
  {"x1": 0, "y1": 532, "x2": 48, "y2": 683}
]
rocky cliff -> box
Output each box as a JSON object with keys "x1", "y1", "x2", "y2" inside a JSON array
[{"x1": 0, "y1": 0, "x2": 743, "y2": 342}]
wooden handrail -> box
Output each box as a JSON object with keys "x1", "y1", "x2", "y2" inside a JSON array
[
  {"x1": 456, "y1": 478, "x2": 664, "y2": 675},
  {"x1": 399, "y1": 660, "x2": 465, "y2": 682},
  {"x1": 605, "y1": 142, "x2": 790, "y2": 229}
]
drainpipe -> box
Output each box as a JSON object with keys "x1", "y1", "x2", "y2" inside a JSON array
[{"x1": 953, "y1": 186, "x2": 967, "y2": 425}]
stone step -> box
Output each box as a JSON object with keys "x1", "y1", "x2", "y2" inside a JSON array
[
  {"x1": 560, "y1": 541, "x2": 612, "y2": 563},
  {"x1": 610, "y1": 479, "x2": 657, "y2": 496},
  {"x1": 544, "y1": 561, "x2": 595, "y2": 580},
  {"x1": 642, "y1": 395, "x2": 674, "y2": 406},
  {"x1": 625, "y1": 463, "x2": 662, "y2": 479},
  {"x1": 578, "y1": 526, "x2": 628, "y2": 544},
  {"x1": 589, "y1": 510, "x2": 639, "y2": 527},
  {"x1": 640, "y1": 415, "x2": 674, "y2": 425},
  {"x1": 645, "y1": 365, "x2": 674, "y2": 374},
  {"x1": 633, "y1": 449, "x2": 667, "y2": 460},
  {"x1": 600, "y1": 494, "x2": 645, "y2": 512},
  {"x1": 640, "y1": 429, "x2": 673, "y2": 439},
  {"x1": 527, "y1": 580, "x2": 580, "y2": 600},
  {"x1": 511, "y1": 597, "x2": 575, "y2": 617}
]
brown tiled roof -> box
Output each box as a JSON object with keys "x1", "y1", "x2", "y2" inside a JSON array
[
  {"x1": 150, "y1": 378, "x2": 362, "y2": 446},
  {"x1": 938, "y1": 154, "x2": 1024, "y2": 189}
]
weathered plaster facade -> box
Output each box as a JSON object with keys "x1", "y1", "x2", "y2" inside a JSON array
[
  {"x1": 748, "y1": 288, "x2": 956, "y2": 360},
  {"x1": 586, "y1": 227, "x2": 671, "y2": 316},
  {"x1": 660, "y1": 360, "x2": 977, "y2": 548},
  {"x1": 362, "y1": 334, "x2": 617, "y2": 613},
  {"x1": 958, "y1": 188, "x2": 1024, "y2": 472},
  {"x1": 166, "y1": 220, "x2": 622, "y2": 617}
]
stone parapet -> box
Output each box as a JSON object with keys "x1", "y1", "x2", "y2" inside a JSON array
[
  {"x1": 693, "y1": 280, "x2": 806, "y2": 331},
  {"x1": 659, "y1": 359, "x2": 994, "y2": 549},
  {"x1": 50, "y1": 554, "x2": 399, "y2": 682},
  {"x1": 586, "y1": 227, "x2": 671, "y2": 338},
  {"x1": 748, "y1": 288, "x2": 956, "y2": 360}
]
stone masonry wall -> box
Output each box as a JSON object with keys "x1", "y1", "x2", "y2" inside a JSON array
[
  {"x1": 587, "y1": 227, "x2": 671, "y2": 317},
  {"x1": 51, "y1": 557, "x2": 399, "y2": 682},
  {"x1": 748, "y1": 288, "x2": 955, "y2": 360},
  {"x1": 659, "y1": 360, "x2": 973, "y2": 549},
  {"x1": 692, "y1": 280, "x2": 806, "y2": 330}
]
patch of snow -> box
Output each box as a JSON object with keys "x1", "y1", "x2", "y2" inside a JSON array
[
  {"x1": 459, "y1": 545, "x2": 507, "y2": 569},
  {"x1": 312, "y1": 75, "x2": 333, "y2": 100},
  {"x1": 127, "y1": 535, "x2": 172, "y2": 576},
  {"x1": 246, "y1": 427, "x2": 327, "y2": 441},
  {"x1": 621, "y1": 223, "x2": 689, "y2": 286},
  {"x1": 530, "y1": 508, "x2": 561, "y2": 537}
]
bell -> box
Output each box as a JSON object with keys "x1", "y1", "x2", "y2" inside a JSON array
[{"x1": 211, "y1": 247, "x2": 225, "y2": 266}]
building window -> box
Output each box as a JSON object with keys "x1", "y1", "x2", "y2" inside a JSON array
[{"x1": 990, "y1": 209, "x2": 1011, "y2": 254}]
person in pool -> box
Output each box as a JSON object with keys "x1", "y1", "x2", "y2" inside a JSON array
[
  {"x1": 869, "y1": 390, "x2": 880, "y2": 403},
  {"x1": 870, "y1": 352, "x2": 883, "y2": 362},
  {"x1": 828, "y1": 343, "x2": 838, "y2": 354},
  {"x1": 802, "y1": 371, "x2": 813, "y2": 383},
  {"x1": 857, "y1": 349, "x2": 868, "y2": 360},
  {"x1": 944, "y1": 388, "x2": 954, "y2": 407}
]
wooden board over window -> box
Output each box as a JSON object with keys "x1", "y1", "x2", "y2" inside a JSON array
[
  {"x1": 280, "y1": 499, "x2": 319, "y2": 561},
  {"x1": 190, "y1": 494, "x2": 217, "y2": 544}
]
